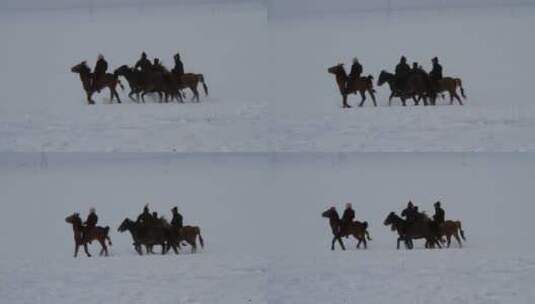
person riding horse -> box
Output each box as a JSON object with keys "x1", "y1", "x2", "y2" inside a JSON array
[
  {"x1": 135, "y1": 52, "x2": 152, "y2": 73},
  {"x1": 152, "y1": 58, "x2": 166, "y2": 73},
  {"x1": 341, "y1": 203, "x2": 355, "y2": 237},
  {"x1": 433, "y1": 201, "x2": 445, "y2": 224},
  {"x1": 429, "y1": 57, "x2": 443, "y2": 92},
  {"x1": 93, "y1": 54, "x2": 108, "y2": 92},
  {"x1": 172, "y1": 52, "x2": 185, "y2": 86},
  {"x1": 346, "y1": 57, "x2": 363, "y2": 91},
  {"x1": 395, "y1": 56, "x2": 411, "y2": 93},
  {"x1": 137, "y1": 204, "x2": 154, "y2": 225},
  {"x1": 83, "y1": 207, "x2": 98, "y2": 242},
  {"x1": 171, "y1": 206, "x2": 183, "y2": 230},
  {"x1": 401, "y1": 201, "x2": 419, "y2": 225}
]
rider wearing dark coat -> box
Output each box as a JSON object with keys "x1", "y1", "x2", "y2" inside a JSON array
[
  {"x1": 172, "y1": 53, "x2": 184, "y2": 77},
  {"x1": 171, "y1": 206, "x2": 183, "y2": 229},
  {"x1": 433, "y1": 201, "x2": 445, "y2": 224},
  {"x1": 429, "y1": 57, "x2": 443, "y2": 81},
  {"x1": 341, "y1": 203, "x2": 355, "y2": 236},
  {"x1": 135, "y1": 52, "x2": 152, "y2": 72},
  {"x1": 347, "y1": 58, "x2": 363, "y2": 89},
  {"x1": 401, "y1": 201, "x2": 419, "y2": 225},
  {"x1": 152, "y1": 58, "x2": 165, "y2": 73},
  {"x1": 85, "y1": 208, "x2": 98, "y2": 229},
  {"x1": 395, "y1": 56, "x2": 411, "y2": 92},
  {"x1": 93, "y1": 54, "x2": 108, "y2": 91},
  {"x1": 137, "y1": 204, "x2": 153, "y2": 225}
]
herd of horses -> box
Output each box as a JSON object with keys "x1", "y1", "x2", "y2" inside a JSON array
[
  {"x1": 65, "y1": 206, "x2": 466, "y2": 258},
  {"x1": 328, "y1": 64, "x2": 466, "y2": 108},
  {"x1": 65, "y1": 213, "x2": 204, "y2": 257},
  {"x1": 71, "y1": 61, "x2": 208, "y2": 105},
  {"x1": 322, "y1": 208, "x2": 466, "y2": 251}
]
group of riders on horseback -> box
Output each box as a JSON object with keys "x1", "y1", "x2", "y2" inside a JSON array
[
  {"x1": 329, "y1": 56, "x2": 466, "y2": 108},
  {"x1": 323, "y1": 200, "x2": 466, "y2": 250},
  {"x1": 65, "y1": 204, "x2": 204, "y2": 257},
  {"x1": 71, "y1": 52, "x2": 208, "y2": 104}
]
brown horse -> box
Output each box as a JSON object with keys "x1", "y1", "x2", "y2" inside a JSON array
[
  {"x1": 71, "y1": 61, "x2": 123, "y2": 105},
  {"x1": 322, "y1": 207, "x2": 372, "y2": 250},
  {"x1": 328, "y1": 64, "x2": 377, "y2": 108},
  {"x1": 173, "y1": 73, "x2": 209, "y2": 103},
  {"x1": 439, "y1": 220, "x2": 466, "y2": 248},
  {"x1": 437, "y1": 78, "x2": 466, "y2": 105},
  {"x1": 384, "y1": 212, "x2": 441, "y2": 249},
  {"x1": 169, "y1": 225, "x2": 205, "y2": 253},
  {"x1": 65, "y1": 213, "x2": 112, "y2": 257}
]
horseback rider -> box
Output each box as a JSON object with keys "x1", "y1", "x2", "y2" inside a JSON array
[
  {"x1": 433, "y1": 201, "x2": 445, "y2": 225},
  {"x1": 395, "y1": 56, "x2": 411, "y2": 93},
  {"x1": 341, "y1": 203, "x2": 355, "y2": 237},
  {"x1": 172, "y1": 52, "x2": 184, "y2": 77},
  {"x1": 401, "y1": 201, "x2": 419, "y2": 225},
  {"x1": 83, "y1": 207, "x2": 98, "y2": 242},
  {"x1": 152, "y1": 58, "x2": 165, "y2": 73},
  {"x1": 346, "y1": 57, "x2": 363, "y2": 90},
  {"x1": 135, "y1": 52, "x2": 152, "y2": 72},
  {"x1": 429, "y1": 57, "x2": 443, "y2": 90},
  {"x1": 137, "y1": 204, "x2": 153, "y2": 225},
  {"x1": 171, "y1": 206, "x2": 183, "y2": 230},
  {"x1": 93, "y1": 54, "x2": 108, "y2": 92}
]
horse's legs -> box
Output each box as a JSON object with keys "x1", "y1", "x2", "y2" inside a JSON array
[
  {"x1": 388, "y1": 93, "x2": 394, "y2": 106},
  {"x1": 342, "y1": 93, "x2": 352, "y2": 109},
  {"x1": 337, "y1": 236, "x2": 346, "y2": 250},
  {"x1": 113, "y1": 87, "x2": 122, "y2": 104},
  {"x1": 99, "y1": 239, "x2": 108, "y2": 256},
  {"x1": 74, "y1": 243, "x2": 79, "y2": 257},
  {"x1": 358, "y1": 91, "x2": 366, "y2": 107},
  {"x1": 453, "y1": 92, "x2": 463, "y2": 105},
  {"x1": 369, "y1": 89, "x2": 377, "y2": 107},
  {"x1": 401, "y1": 97, "x2": 407, "y2": 107},
  {"x1": 83, "y1": 243, "x2": 91, "y2": 257},
  {"x1": 190, "y1": 87, "x2": 200, "y2": 103},
  {"x1": 86, "y1": 92, "x2": 95, "y2": 105},
  {"x1": 454, "y1": 232, "x2": 463, "y2": 248},
  {"x1": 331, "y1": 236, "x2": 337, "y2": 250},
  {"x1": 397, "y1": 237, "x2": 402, "y2": 249},
  {"x1": 412, "y1": 96, "x2": 419, "y2": 106}
]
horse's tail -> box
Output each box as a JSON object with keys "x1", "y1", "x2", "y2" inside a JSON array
[
  {"x1": 456, "y1": 78, "x2": 466, "y2": 99},
  {"x1": 196, "y1": 227, "x2": 204, "y2": 248},
  {"x1": 198, "y1": 74, "x2": 209, "y2": 96},
  {"x1": 457, "y1": 221, "x2": 466, "y2": 241},
  {"x1": 104, "y1": 226, "x2": 113, "y2": 246},
  {"x1": 362, "y1": 221, "x2": 372, "y2": 240}
]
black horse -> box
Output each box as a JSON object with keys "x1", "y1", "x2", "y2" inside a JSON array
[
  {"x1": 322, "y1": 207, "x2": 372, "y2": 250},
  {"x1": 377, "y1": 70, "x2": 435, "y2": 106},
  {"x1": 118, "y1": 218, "x2": 178, "y2": 255},
  {"x1": 383, "y1": 212, "x2": 442, "y2": 249}
]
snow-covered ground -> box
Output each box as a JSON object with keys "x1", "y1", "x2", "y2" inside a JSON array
[
  {"x1": 1, "y1": 153, "x2": 534, "y2": 303},
  {"x1": 1, "y1": 3, "x2": 535, "y2": 151}
]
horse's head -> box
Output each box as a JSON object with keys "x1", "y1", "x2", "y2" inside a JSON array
[
  {"x1": 118, "y1": 218, "x2": 134, "y2": 232},
  {"x1": 321, "y1": 207, "x2": 336, "y2": 219},
  {"x1": 71, "y1": 61, "x2": 90, "y2": 75},
  {"x1": 377, "y1": 70, "x2": 390, "y2": 87},
  {"x1": 65, "y1": 213, "x2": 82, "y2": 225},
  {"x1": 383, "y1": 212, "x2": 397, "y2": 226},
  {"x1": 327, "y1": 64, "x2": 344, "y2": 76},
  {"x1": 114, "y1": 65, "x2": 131, "y2": 76}
]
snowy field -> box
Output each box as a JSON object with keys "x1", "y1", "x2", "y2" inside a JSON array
[
  {"x1": 1, "y1": 2, "x2": 535, "y2": 151},
  {"x1": 1, "y1": 153, "x2": 534, "y2": 303}
]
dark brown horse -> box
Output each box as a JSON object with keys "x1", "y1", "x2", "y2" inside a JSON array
[
  {"x1": 118, "y1": 217, "x2": 177, "y2": 255},
  {"x1": 377, "y1": 70, "x2": 433, "y2": 106},
  {"x1": 439, "y1": 220, "x2": 466, "y2": 248},
  {"x1": 322, "y1": 207, "x2": 372, "y2": 250},
  {"x1": 436, "y1": 77, "x2": 466, "y2": 105},
  {"x1": 172, "y1": 73, "x2": 209, "y2": 103},
  {"x1": 328, "y1": 64, "x2": 377, "y2": 108},
  {"x1": 383, "y1": 212, "x2": 441, "y2": 249},
  {"x1": 65, "y1": 213, "x2": 112, "y2": 257},
  {"x1": 71, "y1": 61, "x2": 123, "y2": 105},
  {"x1": 167, "y1": 225, "x2": 205, "y2": 254}
]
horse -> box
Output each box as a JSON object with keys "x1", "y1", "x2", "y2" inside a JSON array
[
  {"x1": 172, "y1": 73, "x2": 209, "y2": 103},
  {"x1": 377, "y1": 70, "x2": 433, "y2": 106},
  {"x1": 114, "y1": 65, "x2": 148, "y2": 102},
  {"x1": 71, "y1": 61, "x2": 123, "y2": 105},
  {"x1": 65, "y1": 213, "x2": 112, "y2": 257},
  {"x1": 117, "y1": 217, "x2": 177, "y2": 255},
  {"x1": 436, "y1": 77, "x2": 466, "y2": 105},
  {"x1": 166, "y1": 225, "x2": 205, "y2": 254},
  {"x1": 321, "y1": 207, "x2": 372, "y2": 250},
  {"x1": 383, "y1": 212, "x2": 441, "y2": 249},
  {"x1": 328, "y1": 64, "x2": 377, "y2": 108},
  {"x1": 439, "y1": 220, "x2": 466, "y2": 248}
]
